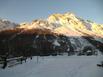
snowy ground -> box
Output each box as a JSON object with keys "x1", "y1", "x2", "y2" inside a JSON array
[{"x1": 0, "y1": 55, "x2": 103, "y2": 77}]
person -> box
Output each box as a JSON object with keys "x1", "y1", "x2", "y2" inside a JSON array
[
  {"x1": 2, "y1": 55, "x2": 8, "y2": 69},
  {"x1": 20, "y1": 57, "x2": 23, "y2": 64},
  {"x1": 23, "y1": 56, "x2": 27, "y2": 63},
  {"x1": 30, "y1": 56, "x2": 32, "y2": 60}
]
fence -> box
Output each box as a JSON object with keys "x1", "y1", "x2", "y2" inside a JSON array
[{"x1": 0, "y1": 56, "x2": 27, "y2": 69}]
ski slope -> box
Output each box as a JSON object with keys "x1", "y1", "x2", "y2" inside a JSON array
[{"x1": 0, "y1": 56, "x2": 103, "y2": 77}]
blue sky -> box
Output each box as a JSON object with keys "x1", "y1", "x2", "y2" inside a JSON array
[{"x1": 0, "y1": 0, "x2": 103, "y2": 23}]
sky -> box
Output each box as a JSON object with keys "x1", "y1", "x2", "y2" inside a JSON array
[{"x1": 0, "y1": 0, "x2": 103, "y2": 24}]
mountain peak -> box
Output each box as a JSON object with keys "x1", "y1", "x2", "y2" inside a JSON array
[{"x1": 0, "y1": 12, "x2": 103, "y2": 38}]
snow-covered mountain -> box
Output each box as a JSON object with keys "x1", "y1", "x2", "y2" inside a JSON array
[
  {"x1": 47, "y1": 12, "x2": 103, "y2": 37},
  {"x1": 0, "y1": 12, "x2": 103, "y2": 56},
  {"x1": 47, "y1": 12, "x2": 103, "y2": 54},
  {"x1": 0, "y1": 19, "x2": 19, "y2": 31}
]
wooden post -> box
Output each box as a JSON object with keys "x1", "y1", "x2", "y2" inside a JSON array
[{"x1": 37, "y1": 56, "x2": 39, "y2": 63}]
